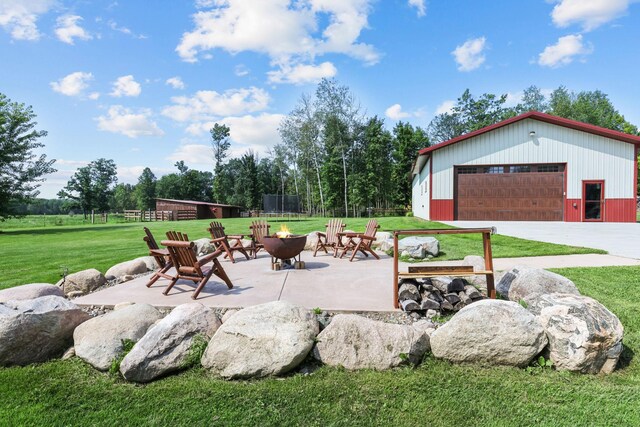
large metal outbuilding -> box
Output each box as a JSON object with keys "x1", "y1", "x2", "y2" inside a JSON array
[{"x1": 411, "y1": 112, "x2": 640, "y2": 222}]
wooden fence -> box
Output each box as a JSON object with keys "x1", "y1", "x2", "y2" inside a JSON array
[{"x1": 124, "y1": 210, "x2": 174, "y2": 221}]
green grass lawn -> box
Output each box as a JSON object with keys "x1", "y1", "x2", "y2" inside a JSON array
[
  {"x1": 0, "y1": 216, "x2": 604, "y2": 290},
  {"x1": 0, "y1": 265, "x2": 638, "y2": 426}
]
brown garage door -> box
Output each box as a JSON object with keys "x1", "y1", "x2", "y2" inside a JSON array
[{"x1": 455, "y1": 165, "x2": 564, "y2": 221}]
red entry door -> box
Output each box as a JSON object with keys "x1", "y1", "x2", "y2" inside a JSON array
[{"x1": 583, "y1": 180, "x2": 604, "y2": 222}]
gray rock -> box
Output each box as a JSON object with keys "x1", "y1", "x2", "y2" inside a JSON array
[
  {"x1": 377, "y1": 238, "x2": 395, "y2": 252},
  {"x1": 193, "y1": 238, "x2": 215, "y2": 256},
  {"x1": 463, "y1": 255, "x2": 487, "y2": 287},
  {"x1": 0, "y1": 283, "x2": 64, "y2": 303},
  {"x1": 406, "y1": 246, "x2": 426, "y2": 259},
  {"x1": 105, "y1": 259, "x2": 148, "y2": 281},
  {"x1": 136, "y1": 256, "x2": 159, "y2": 271},
  {"x1": 398, "y1": 283, "x2": 420, "y2": 302},
  {"x1": 305, "y1": 232, "x2": 320, "y2": 251},
  {"x1": 221, "y1": 309, "x2": 238, "y2": 323},
  {"x1": 0, "y1": 296, "x2": 90, "y2": 366},
  {"x1": 56, "y1": 268, "x2": 107, "y2": 296},
  {"x1": 201, "y1": 301, "x2": 318, "y2": 379},
  {"x1": 425, "y1": 309, "x2": 438, "y2": 319},
  {"x1": 430, "y1": 299, "x2": 547, "y2": 367},
  {"x1": 528, "y1": 293, "x2": 624, "y2": 374},
  {"x1": 445, "y1": 293, "x2": 461, "y2": 305},
  {"x1": 371, "y1": 232, "x2": 392, "y2": 248},
  {"x1": 397, "y1": 236, "x2": 439, "y2": 257},
  {"x1": 313, "y1": 314, "x2": 434, "y2": 370},
  {"x1": 498, "y1": 266, "x2": 579, "y2": 302},
  {"x1": 113, "y1": 302, "x2": 135, "y2": 311},
  {"x1": 62, "y1": 347, "x2": 76, "y2": 360},
  {"x1": 74, "y1": 303, "x2": 162, "y2": 371},
  {"x1": 120, "y1": 303, "x2": 221, "y2": 382}
]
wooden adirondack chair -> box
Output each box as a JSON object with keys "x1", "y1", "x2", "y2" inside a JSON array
[
  {"x1": 207, "y1": 221, "x2": 250, "y2": 263},
  {"x1": 143, "y1": 227, "x2": 172, "y2": 288},
  {"x1": 160, "y1": 240, "x2": 233, "y2": 299},
  {"x1": 166, "y1": 230, "x2": 189, "y2": 241},
  {"x1": 248, "y1": 220, "x2": 270, "y2": 259},
  {"x1": 338, "y1": 219, "x2": 380, "y2": 262},
  {"x1": 313, "y1": 218, "x2": 346, "y2": 257}
]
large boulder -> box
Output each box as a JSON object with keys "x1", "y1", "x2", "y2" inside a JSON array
[
  {"x1": 378, "y1": 238, "x2": 395, "y2": 252},
  {"x1": 305, "y1": 232, "x2": 320, "y2": 251},
  {"x1": 313, "y1": 315, "x2": 434, "y2": 370},
  {"x1": 0, "y1": 283, "x2": 64, "y2": 303},
  {"x1": 193, "y1": 238, "x2": 215, "y2": 256},
  {"x1": 528, "y1": 293, "x2": 624, "y2": 374},
  {"x1": 120, "y1": 303, "x2": 221, "y2": 382},
  {"x1": 497, "y1": 266, "x2": 579, "y2": 302},
  {"x1": 136, "y1": 256, "x2": 159, "y2": 271},
  {"x1": 463, "y1": 255, "x2": 487, "y2": 289},
  {"x1": 0, "y1": 296, "x2": 90, "y2": 366},
  {"x1": 74, "y1": 303, "x2": 162, "y2": 371},
  {"x1": 56, "y1": 268, "x2": 107, "y2": 296},
  {"x1": 201, "y1": 301, "x2": 318, "y2": 379},
  {"x1": 430, "y1": 299, "x2": 547, "y2": 367},
  {"x1": 371, "y1": 232, "x2": 392, "y2": 248},
  {"x1": 398, "y1": 236, "x2": 439, "y2": 257},
  {"x1": 105, "y1": 259, "x2": 148, "y2": 281}
]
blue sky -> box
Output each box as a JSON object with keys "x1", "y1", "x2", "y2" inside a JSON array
[{"x1": 1, "y1": 0, "x2": 638, "y2": 198}]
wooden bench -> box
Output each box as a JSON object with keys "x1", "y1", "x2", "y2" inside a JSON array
[{"x1": 392, "y1": 228, "x2": 496, "y2": 309}]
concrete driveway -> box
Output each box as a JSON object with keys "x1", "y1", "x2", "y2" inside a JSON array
[{"x1": 441, "y1": 221, "x2": 640, "y2": 259}]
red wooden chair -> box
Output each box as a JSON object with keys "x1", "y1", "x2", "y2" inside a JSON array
[
  {"x1": 160, "y1": 240, "x2": 233, "y2": 299},
  {"x1": 338, "y1": 219, "x2": 380, "y2": 262},
  {"x1": 313, "y1": 218, "x2": 346, "y2": 257},
  {"x1": 207, "y1": 221, "x2": 250, "y2": 263},
  {"x1": 248, "y1": 220, "x2": 270, "y2": 259}
]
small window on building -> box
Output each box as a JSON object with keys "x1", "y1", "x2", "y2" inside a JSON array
[
  {"x1": 484, "y1": 166, "x2": 504, "y2": 174},
  {"x1": 457, "y1": 167, "x2": 478, "y2": 174},
  {"x1": 537, "y1": 165, "x2": 560, "y2": 173},
  {"x1": 510, "y1": 165, "x2": 531, "y2": 173}
]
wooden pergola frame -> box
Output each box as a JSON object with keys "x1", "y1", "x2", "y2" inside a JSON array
[{"x1": 392, "y1": 228, "x2": 496, "y2": 309}]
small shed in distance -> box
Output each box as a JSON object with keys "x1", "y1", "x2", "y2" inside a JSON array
[{"x1": 155, "y1": 198, "x2": 243, "y2": 220}]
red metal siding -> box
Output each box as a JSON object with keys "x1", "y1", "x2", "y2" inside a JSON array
[
  {"x1": 564, "y1": 199, "x2": 582, "y2": 222},
  {"x1": 605, "y1": 199, "x2": 636, "y2": 222},
  {"x1": 430, "y1": 199, "x2": 454, "y2": 220}
]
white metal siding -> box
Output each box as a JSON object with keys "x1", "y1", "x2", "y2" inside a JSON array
[
  {"x1": 431, "y1": 118, "x2": 635, "y2": 199},
  {"x1": 412, "y1": 157, "x2": 430, "y2": 219}
]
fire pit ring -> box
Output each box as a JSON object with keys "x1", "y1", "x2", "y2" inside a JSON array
[{"x1": 261, "y1": 234, "x2": 307, "y2": 270}]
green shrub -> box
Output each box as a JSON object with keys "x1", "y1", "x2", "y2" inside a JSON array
[
  {"x1": 109, "y1": 339, "x2": 136, "y2": 376},
  {"x1": 182, "y1": 334, "x2": 209, "y2": 369}
]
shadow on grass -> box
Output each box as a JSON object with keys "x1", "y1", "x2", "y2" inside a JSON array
[{"x1": 617, "y1": 344, "x2": 635, "y2": 370}]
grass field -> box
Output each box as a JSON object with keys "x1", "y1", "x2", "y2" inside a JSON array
[
  {"x1": 0, "y1": 216, "x2": 605, "y2": 290},
  {"x1": 0, "y1": 265, "x2": 638, "y2": 426}
]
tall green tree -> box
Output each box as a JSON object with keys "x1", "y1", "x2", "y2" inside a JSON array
[
  {"x1": 135, "y1": 167, "x2": 156, "y2": 210},
  {"x1": 111, "y1": 183, "x2": 135, "y2": 211},
  {"x1": 0, "y1": 93, "x2": 56, "y2": 219},
  {"x1": 58, "y1": 158, "x2": 117, "y2": 216},
  {"x1": 391, "y1": 122, "x2": 430, "y2": 207},
  {"x1": 210, "y1": 123, "x2": 231, "y2": 203}
]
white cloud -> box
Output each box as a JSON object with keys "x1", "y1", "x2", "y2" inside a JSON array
[
  {"x1": 538, "y1": 34, "x2": 593, "y2": 68},
  {"x1": 166, "y1": 76, "x2": 185, "y2": 89},
  {"x1": 267, "y1": 61, "x2": 337, "y2": 85},
  {"x1": 551, "y1": 0, "x2": 632, "y2": 31},
  {"x1": 162, "y1": 87, "x2": 270, "y2": 122},
  {"x1": 182, "y1": 113, "x2": 285, "y2": 157},
  {"x1": 88, "y1": 92, "x2": 100, "y2": 100},
  {"x1": 435, "y1": 100, "x2": 455, "y2": 115},
  {"x1": 50, "y1": 72, "x2": 94, "y2": 97},
  {"x1": 96, "y1": 105, "x2": 164, "y2": 138},
  {"x1": 176, "y1": 0, "x2": 379, "y2": 84},
  {"x1": 167, "y1": 144, "x2": 212, "y2": 165},
  {"x1": 452, "y1": 36, "x2": 487, "y2": 72},
  {"x1": 385, "y1": 104, "x2": 411, "y2": 120},
  {"x1": 54, "y1": 15, "x2": 92, "y2": 45},
  {"x1": 0, "y1": 0, "x2": 54, "y2": 41},
  {"x1": 408, "y1": 0, "x2": 426, "y2": 17},
  {"x1": 108, "y1": 20, "x2": 147, "y2": 39},
  {"x1": 235, "y1": 64, "x2": 250, "y2": 76},
  {"x1": 110, "y1": 75, "x2": 142, "y2": 97}
]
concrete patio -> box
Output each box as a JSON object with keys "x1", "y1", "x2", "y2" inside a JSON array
[{"x1": 72, "y1": 250, "x2": 640, "y2": 312}]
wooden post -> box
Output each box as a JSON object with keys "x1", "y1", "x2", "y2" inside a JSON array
[
  {"x1": 91, "y1": 210, "x2": 95, "y2": 224},
  {"x1": 393, "y1": 231, "x2": 399, "y2": 309},
  {"x1": 483, "y1": 231, "x2": 496, "y2": 299}
]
